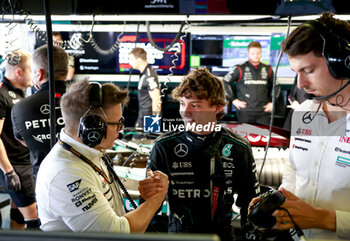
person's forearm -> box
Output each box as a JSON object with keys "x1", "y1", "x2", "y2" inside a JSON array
[
  {"x1": 66, "y1": 67, "x2": 75, "y2": 81},
  {"x1": 152, "y1": 99, "x2": 161, "y2": 114},
  {"x1": 0, "y1": 139, "x2": 13, "y2": 173},
  {"x1": 313, "y1": 208, "x2": 336, "y2": 232},
  {"x1": 124, "y1": 193, "x2": 164, "y2": 233},
  {"x1": 149, "y1": 89, "x2": 161, "y2": 114}
]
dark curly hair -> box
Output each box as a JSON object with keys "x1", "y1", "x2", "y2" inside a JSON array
[{"x1": 172, "y1": 67, "x2": 227, "y2": 119}]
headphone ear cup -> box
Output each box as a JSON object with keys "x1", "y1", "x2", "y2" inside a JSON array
[
  {"x1": 323, "y1": 36, "x2": 350, "y2": 79},
  {"x1": 78, "y1": 115, "x2": 106, "y2": 147},
  {"x1": 6, "y1": 52, "x2": 21, "y2": 66}
]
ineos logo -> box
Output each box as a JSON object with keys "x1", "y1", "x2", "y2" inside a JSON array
[
  {"x1": 69, "y1": 33, "x2": 83, "y2": 50},
  {"x1": 174, "y1": 143, "x2": 188, "y2": 157},
  {"x1": 345, "y1": 55, "x2": 350, "y2": 69},
  {"x1": 87, "y1": 131, "x2": 100, "y2": 142},
  {"x1": 40, "y1": 104, "x2": 50, "y2": 115},
  {"x1": 302, "y1": 111, "x2": 315, "y2": 124}
]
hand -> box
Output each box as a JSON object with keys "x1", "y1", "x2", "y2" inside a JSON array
[
  {"x1": 273, "y1": 188, "x2": 336, "y2": 231},
  {"x1": 248, "y1": 196, "x2": 262, "y2": 213},
  {"x1": 263, "y1": 102, "x2": 273, "y2": 112},
  {"x1": 232, "y1": 99, "x2": 247, "y2": 110},
  {"x1": 138, "y1": 170, "x2": 169, "y2": 200},
  {"x1": 288, "y1": 101, "x2": 300, "y2": 110},
  {"x1": 5, "y1": 170, "x2": 21, "y2": 192}
]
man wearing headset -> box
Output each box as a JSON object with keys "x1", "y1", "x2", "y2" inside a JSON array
[
  {"x1": 36, "y1": 79, "x2": 168, "y2": 232},
  {"x1": 267, "y1": 12, "x2": 350, "y2": 239},
  {"x1": 0, "y1": 50, "x2": 39, "y2": 229},
  {"x1": 147, "y1": 68, "x2": 260, "y2": 241},
  {"x1": 11, "y1": 45, "x2": 68, "y2": 178}
]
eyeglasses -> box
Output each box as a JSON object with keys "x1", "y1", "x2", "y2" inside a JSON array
[{"x1": 106, "y1": 116, "x2": 125, "y2": 130}]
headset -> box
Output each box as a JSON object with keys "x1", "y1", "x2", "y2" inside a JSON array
[
  {"x1": 304, "y1": 20, "x2": 350, "y2": 80},
  {"x1": 78, "y1": 82, "x2": 107, "y2": 147},
  {"x1": 6, "y1": 52, "x2": 21, "y2": 66}
]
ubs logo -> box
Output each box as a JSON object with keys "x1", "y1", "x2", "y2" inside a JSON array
[
  {"x1": 172, "y1": 162, "x2": 192, "y2": 169},
  {"x1": 296, "y1": 128, "x2": 312, "y2": 135}
]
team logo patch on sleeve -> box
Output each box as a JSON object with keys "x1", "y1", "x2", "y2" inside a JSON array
[
  {"x1": 67, "y1": 179, "x2": 82, "y2": 192},
  {"x1": 222, "y1": 144, "x2": 233, "y2": 157}
]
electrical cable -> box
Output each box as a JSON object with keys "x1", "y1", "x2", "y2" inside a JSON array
[
  {"x1": 123, "y1": 22, "x2": 140, "y2": 113},
  {"x1": 20, "y1": 10, "x2": 47, "y2": 41},
  {"x1": 103, "y1": 153, "x2": 160, "y2": 233},
  {"x1": 146, "y1": 21, "x2": 186, "y2": 52},
  {"x1": 121, "y1": 152, "x2": 137, "y2": 167},
  {"x1": 279, "y1": 207, "x2": 306, "y2": 241},
  {"x1": 1, "y1": 1, "x2": 21, "y2": 65},
  {"x1": 79, "y1": 15, "x2": 95, "y2": 44},
  {"x1": 102, "y1": 154, "x2": 138, "y2": 209},
  {"x1": 258, "y1": 15, "x2": 292, "y2": 183},
  {"x1": 89, "y1": 20, "x2": 127, "y2": 56},
  {"x1": 160, "y1": 19, "x2": 190, "y2": 115}
]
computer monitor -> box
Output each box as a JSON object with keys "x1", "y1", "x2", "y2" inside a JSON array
[
  {"x1": 67, "y1": 31, "x2": 189, "y2": 76},
  {"x1": 35, "y1": 31, "x2": 189, "y2": 76},
  {"x1": 190, "y1": 33, "x2": 296, "y2": 78},
  {"x1": 222, "y1": 35, "x2": 271, "y2": 67}
]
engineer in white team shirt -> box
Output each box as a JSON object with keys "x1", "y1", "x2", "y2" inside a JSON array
[
  {"x1": 268, "y1": 12, "x2": 350, "y2": 240},
  {"x1": 36, "y1": 78, "x2": 168, "y2": 232}
]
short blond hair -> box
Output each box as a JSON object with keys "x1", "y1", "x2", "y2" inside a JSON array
[{"x1": 61, "y1": 79, "x2": 129, "y2": 134}]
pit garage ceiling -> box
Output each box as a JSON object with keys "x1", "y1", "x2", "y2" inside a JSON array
[{"x1": 1, "y1": 0, "x2": 350, "y2": 16}]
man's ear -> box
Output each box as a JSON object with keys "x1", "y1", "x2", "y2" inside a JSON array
[
  {"x1": 215, "y1": 105, "x2": 224, "y2": 114},
  {"x1": 37, "y1": 69, "x2": 44, "y2": 80},
  {"x1": 15, "y1": 67, "x2": 22, "y2": 78}
]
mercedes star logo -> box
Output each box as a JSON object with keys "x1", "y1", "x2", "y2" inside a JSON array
[
  {"x1": 40, "y1": 104, "x2": 50, "y2": 115},
  {"x1": 174, "y1": 143, "x2": 188, "y2": 157},
  {"x1": 302, "y1": 111, "x2": 314, "y2": 124},
  {"x1": 8, "y1": 91, "x2": 16, "y2": 99},
  {"x1": 87, "y1": 131, "x2": 100, "y2": 142}
]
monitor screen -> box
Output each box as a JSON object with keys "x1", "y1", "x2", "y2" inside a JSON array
[
  {"x1": 222, "y1": 35, "x2": 271, "y2": 67},
  {"x1": 190, "y1": 33, "x2": 296, "y2": 78},
  {"x1": 39, "y1": 31, "x2": 189, "y2": 76},
  {"x1": 190, "y1": 34, "x2": 226, "y2": 75},
  {"x1": 116, "y1": 32, "x2": 189, "y2": 75}
]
